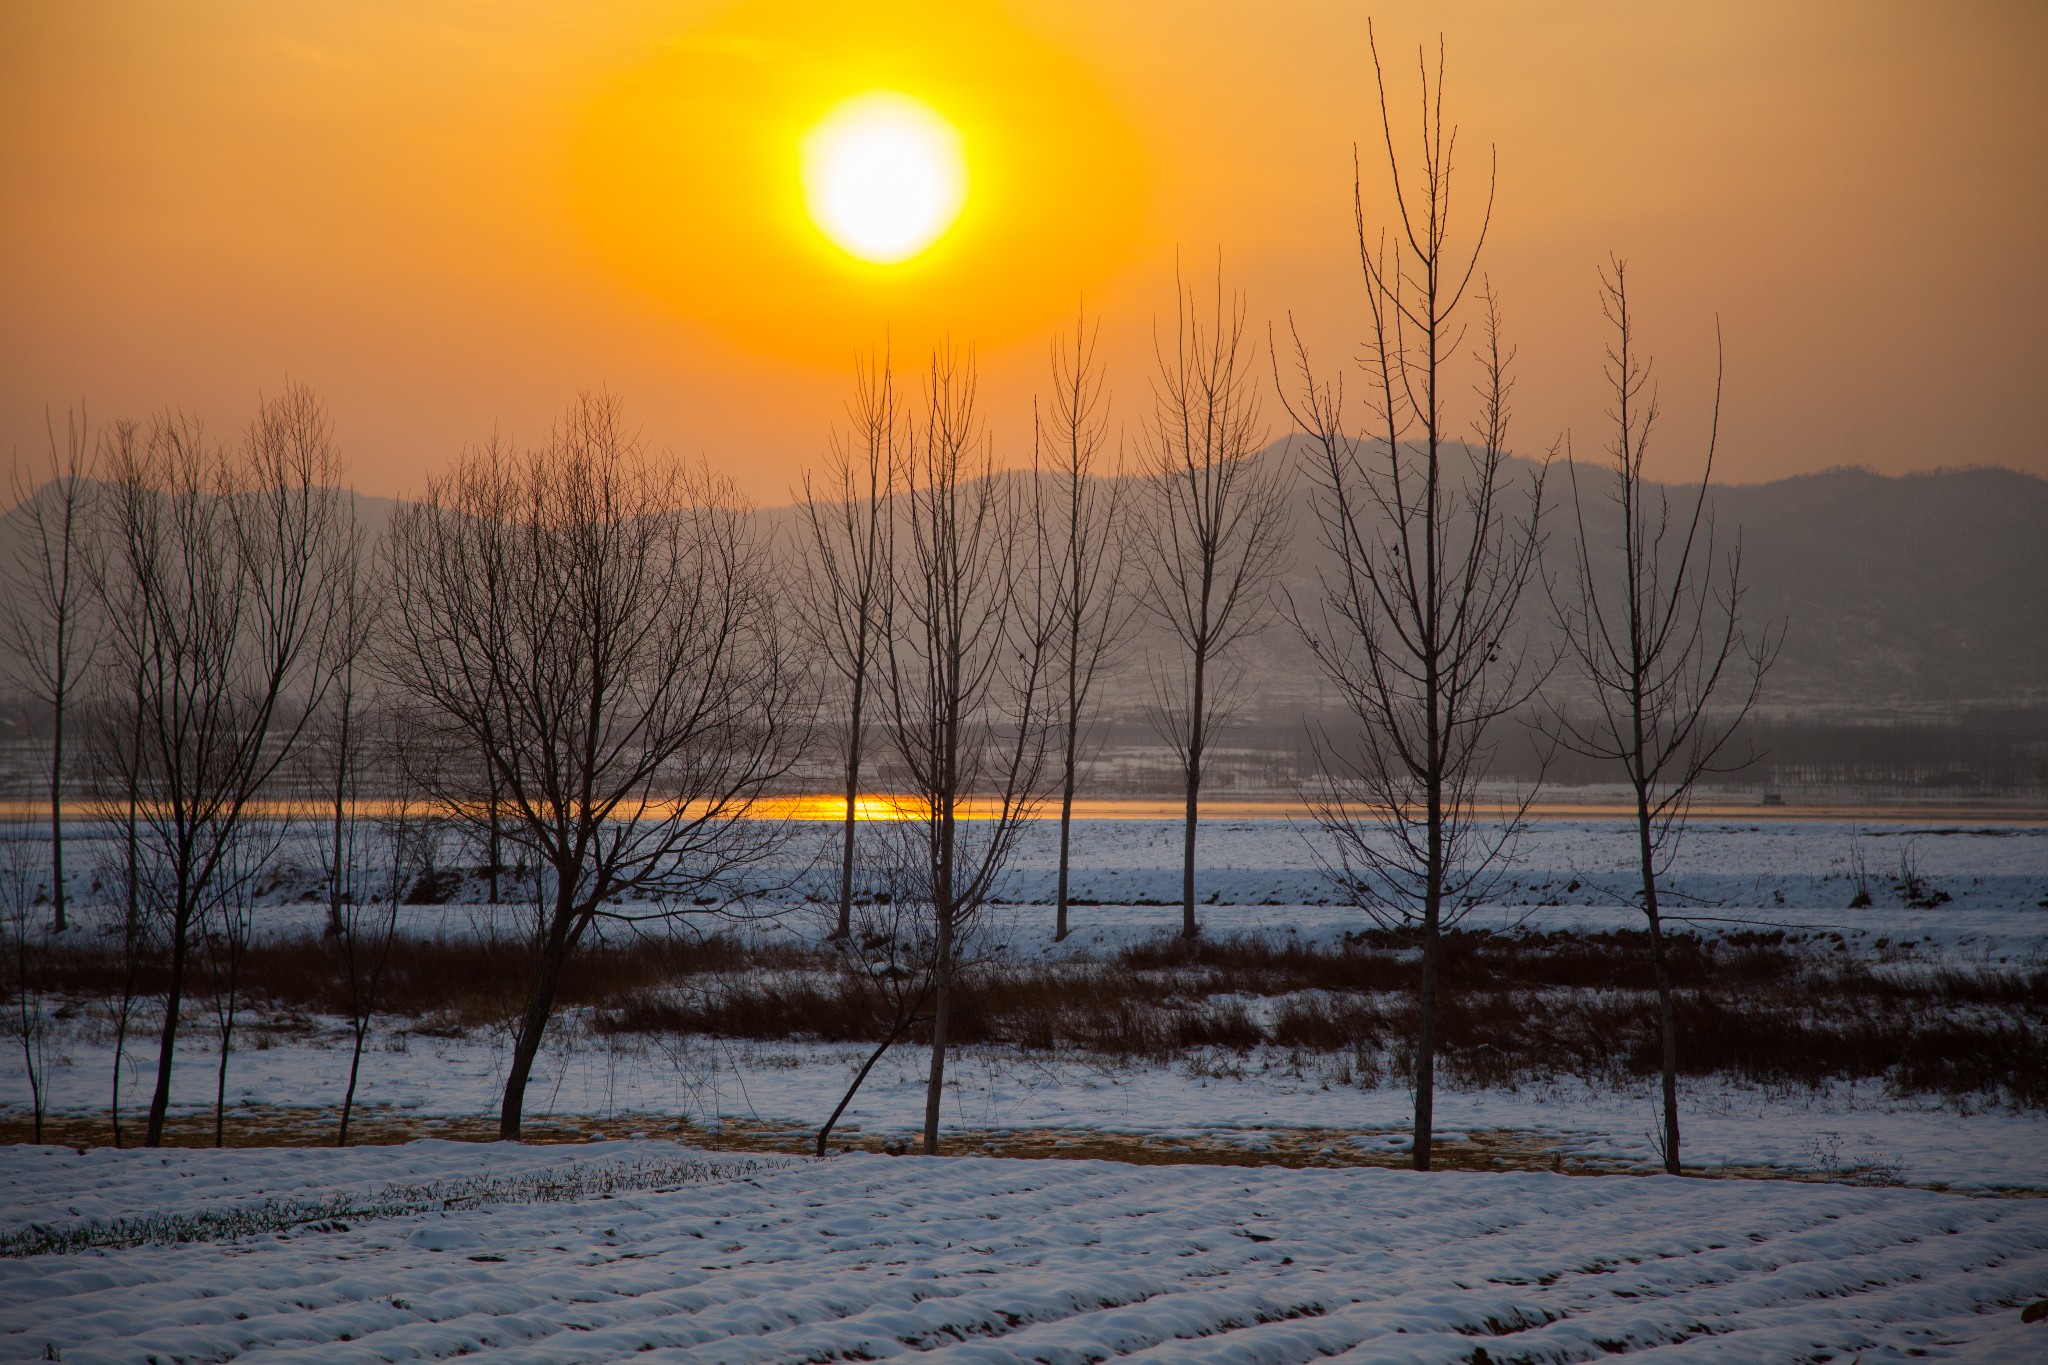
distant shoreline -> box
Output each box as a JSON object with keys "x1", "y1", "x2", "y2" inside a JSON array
[{"x1": 2, "y1": 796, "x2": 2043, "y2": 826}]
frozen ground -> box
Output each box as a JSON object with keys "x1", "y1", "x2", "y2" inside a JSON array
[
  {"x1": 21, "y1": 815, "x2": 2048, "y2": 954},
  {"x1": 34, "y1": 1019, "x2": 2047, "y2": 1190},
  {"x1": 6, "y1": 817, "x2": 2045, "y2": 1188},
  {"x1": 5, "y1": 1140, "x2": 2047, "y2": 1362}
]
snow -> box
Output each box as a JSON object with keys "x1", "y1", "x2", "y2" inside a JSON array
[
  {"x1": 4, "y1": 816, "x2": 2045, "y2": 1355},
  {"x1": 5, "y1": 1141, "x2": 2045, "y2": 1362},
  {"x1": 0, "y1": 1139, "x2": 781, "y2": 1233},
  {"x1": 30, "y1": 815, "x2": 2048, "y2": 955},
  {"x1": 8, "y1": 816, "x2": 2048, "y2": 1194},
  {"x1": 31, "y1": 1023, "x2": 2047, "y2": 1191}
]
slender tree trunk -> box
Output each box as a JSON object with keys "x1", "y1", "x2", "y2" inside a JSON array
[
  {"x1": 342, "y1": 836, "x2": 403, "y2": 1148},
  {"x1": 1411, "y1": 349, "x2": 1445, "y2": 1173},
  {"x1": 339, "y1": 1020, "x2": 368, "y2": 1147},
  {"x1": 1414, "y1": 641, "x2": 1443, "y2": 1172},
  {"x1": 1413, "y1": 885, "x2": 1441, "y2": 1172},
  {"x1": 212, "y1": 991, "x2": 234, "y2": 1148},
  {"x1": 13, "y1": 935, "x2": 43, "y2": 1141},
  {"x1": 113, "y1": 678, "x2": 146, "y2": 1148},
  {"x1": 921, "y1": 641, "x2": 965, "y2": 1158},
  {"x1": 1054, "y1": 769, "x2": 1077, "y2": 941},
  {"x1": 49, "y1": 700, "x2": 65, "y2": 934},
  {"x1": 110, "y1": 917, "x2": 141, "y2": 1148},
  {"x1": 18, "y1": 1034, "x2": 43, "y2": 1143},
  {"x1": 1056, "y1": 611, "x2": 1081, "y2": 942},
  {"x1": 817, "y1": 1008, "x2": 923, "y2": 1156},
  {"x1": 836, "y1": 673, "x2": 864, "y2": 941},
  {"x1": 124, "y1": 685, "x2": 141, "y2": 936},
  {"x1": 1180, "y1": 651, "x2": 1207, "y2": 939},
  {"x1": 499, "y1": 930, "x2": 571, "y2": 1140},
  {"x1": 210, "y1": 924, "x2": 244, "y2": 1147},
  {"x1": 1637, "y1": 789, "x2": 1681, "y2": 1174},
  {"x1": 145, "y1": 903, "x2": 193, "y2": 1147},
  {"x1": 921, "y1": 900, "x2": 954, "y2": 1155},
  {"x1": 110, "y1": 1000, "x2": 129, "y2": 1148},
  {"x1": 328, "y1": 698, "x2": 350, "y2": 937},
  {"x1": 486, "y1": 750, "x2": 502, "y2": 906}
]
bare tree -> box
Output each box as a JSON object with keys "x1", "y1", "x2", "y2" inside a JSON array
[
  {"x1": 2, "y1": 407, "x2": 101, "y2": 933},
  {"x1": 337, "y1": 717, "x2": 417, "y2": 1146},
  {"x1": 1139, "y1": 266, "x2": 1289, "y2": 939},
  {"x1": 308, "y1": 525, "x2": 405, "y2": 1147},
  {"x1": 880, "y1": 346, "x2": 1056, "y2": 1155},
  {"x1": 1, "y1": 826, "x2": 50, "y2": 1141},
  {"x1": 1040, "y1": 306, "x2": 1133, "y2": 941},
  {"x1": 796, "y1": 353, "x2": 900, "y2": 941},
  {"x1": 1277, "y1": 28, "x2": 1546, "y2": 1172},
  {"x1": 315, "y1": 509, "x2": 377, "y2": 938},
  {"x1": 93, "y1": 387, "x2": 347, "y2": 1147},
  {"x1": 812, "y1": 851, "x2": 940, "y2": 1156},
  {"x1": 199, "y1": 840, "x2": 261, "y2": 1147},
  {"x1": 83, "y1": 420, "x2": 155, "y2": 1147},
  {"x1": 1546, "y1": 258, "x2": 1779, "y2": 1174},
  {"x1": 381, "y1": 393, "x2": 802, "y2": 1140}
]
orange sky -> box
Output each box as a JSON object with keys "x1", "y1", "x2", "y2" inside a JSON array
[{"x1": 3, "y1": 0, "x2": 2044, "y2": 504}]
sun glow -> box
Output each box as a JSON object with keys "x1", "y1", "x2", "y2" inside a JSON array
[
  {"x1": 801, "y1": 91, "x2": 966, "y2": 264},
  {"x1": 755, "y1": 794, "x2": 933, "y2": 822},
  {"x1": 574, "y1": 0, "x2": 1147, "y2": 361}
]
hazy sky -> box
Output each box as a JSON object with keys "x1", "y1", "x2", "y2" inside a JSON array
[{"x1": 3, "y1": 0, "x2": 2044, "y2": 504}]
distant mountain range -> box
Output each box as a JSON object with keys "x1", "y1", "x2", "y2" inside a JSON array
[
  {"x1": 1679, "y1": 462, "x2": 2048, "y2": 710},
  {"x1": 6, "y1": 452, "x2": 2043, "y2": 718},
  {"x1": 1166, "y1": 442, "x2": 2048, "y2": 720},
  {"x1": 1269, "y1": 446, "x2": 2048, "y2": 717}
]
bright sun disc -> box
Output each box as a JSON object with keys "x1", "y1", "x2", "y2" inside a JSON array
[{"x1": 802, "y1": 91, "x2": 966, "y2": 264}]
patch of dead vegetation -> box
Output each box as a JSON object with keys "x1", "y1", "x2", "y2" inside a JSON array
[{"x1": 24, "y1": 927, "x2": 2048, "y2": 1108}]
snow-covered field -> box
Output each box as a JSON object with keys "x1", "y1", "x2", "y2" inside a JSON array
[
  {"x1": 12, "y1": 818, "x2": 2046, "y2": 1183},
  {"x1": 6, "y1": 1140, "x2": 2047, "y2": 1362},
  {"x1": 3, "y1": 816, "x2": 2045, "y2": 1357},
  {"x1": 21, "y1": 813, "x2": 2048, "y2": 953},
  {"x1": 16, "y1": 814, "x2": 2046, "y2": 985}
]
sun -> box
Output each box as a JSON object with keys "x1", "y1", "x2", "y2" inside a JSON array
[{"x1": 801, "y1": 91, "x2": 967, "y2": 265}]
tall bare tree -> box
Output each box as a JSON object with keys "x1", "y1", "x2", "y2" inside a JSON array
[
  {"x1": 1277, "y1": 28, "x2": 1546, "y2": 1171},
  {"x1": 880, "y1": 346, "x2": 1056, "y2": 1155},
  {"x1": 812, "y1": 850, "x2": 941, "y2": 1157},
  {"x1": 84, "y1": 420, "x2": 153, "y2": 1146},
  {"x1": 1041, "y1": 306, "x2": 1132, "y2": 941},
  {"x1": 2, "y1": 828, "x2": 50, "y2": 1141},
  {"x1": 1140, "y1": 267, "x2": 1289, "y2": 939},
  {"x1": 381, "y1": 393, "x2": 802, "y2": 1139},
  {"x1": 316, "y1": 509, "x2": 377, "y2": 938},
  {"x1": 797, "y1": 353, "x2": 899, "y2": 941},
  {"x1": 200, "y1": 839, "x2": 261, "y2": 1147},
  {"x1": 3, "y1": 407, "x2": 101, "y2": 933},
  {"x1": 1547, "y1": 258, "x2": 1779, "y2": 1174},
  {"x1": 308, "y1": 519, "x2": 403, "y2": 1147},
  {"x1": 93, "y1": 387, "x2": 347, "y2": 1147},
  {"x1": 337, "y1": 716, "x2": 417, "y2": 1146}
]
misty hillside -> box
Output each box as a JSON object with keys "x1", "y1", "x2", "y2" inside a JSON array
[
  {"x1": 1702, "y1": 464, "x2": 2048, "y2": 709},
  {"x1": 1199, "y1": 443, "x2": 2048, "y2": 720},
  {"x1": 5, "y1": 454, "x2": 2042, "y2": 720}
]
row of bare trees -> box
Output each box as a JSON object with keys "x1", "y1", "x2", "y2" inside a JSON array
[
  {"x1": 1, "y1": 32, "x2": 1773, "y2": 1172},
  {"x1": 0, "y1": 388, "x2": 807, "y2": 1145},
  {"x1": 1276, "y1": 26, "x2": 1776, "y2": 1172},
  {"x1": 790, "y1": 29, "x2": 1773, "y2": 1175},
  {"x1": 383, "y1": 406, "x2": 801, "y2": 1138},
  {"x1": 789, "y1": 291, "x2": 1301, "y2": 1153},
  {"x1": 796, "y1": 283, "x2": 1290, "y2": 962}
]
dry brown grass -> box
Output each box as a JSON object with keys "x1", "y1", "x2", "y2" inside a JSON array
[{"x1": 22, "y1": 926, "x2": 2047, "y2": 1106}]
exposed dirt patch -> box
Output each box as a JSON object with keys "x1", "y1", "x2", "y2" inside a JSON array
[{"x1": 12, "y1": 1107, "x2": 2034, "y2": 1197}]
